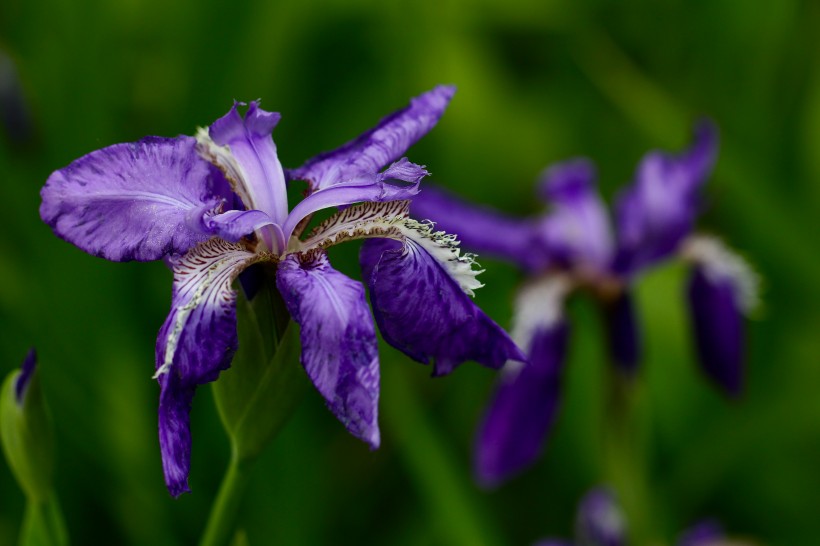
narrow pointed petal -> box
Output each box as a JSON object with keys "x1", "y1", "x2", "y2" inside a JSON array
[
  {"x1": 155, "y1": 239, "x2": 263, "y2": 495},
  {"x1": 41, "y1": 136, "x2": 229, "y2": 262},
  {"x1": 475, "y1": 322, "x2": 569, "y2": 487},
  {"x1": 289, "y1": 86, "x2": 455, "y2": 191},
  {"x1": 276, "y1": 252, "x2": 380, "y2": 447},
  {"x1": 613, "y1": 121, "x2": 719, "y2": 275},
  {"x1": 575, "y1": 488, "x2": 627, "y2": 546},
  {"x1": 360, "y1": 232, "x2": 525, "y2": 376},
  {"x1": 206, "y1": 101, "x2": 288, "y2": 225},
  {"x1": 538, "y1": 159, "x2": 614, "y2": 270},
  {"x1": 602, "y1": 290, "x2": 641, "y2": 375},
  {"x1": 410, "y1": 185, "x2": 549, "y2": 271}
]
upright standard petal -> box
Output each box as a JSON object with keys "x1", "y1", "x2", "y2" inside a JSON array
[
  {"x1": 289, "y1": 86, "x2": 455, "y2": 191},
  {"x1": 475, "y1": 321, "x2": 569, "y2": 487},
  {"x1": 410, "y1": 186, "x2": 549, "y2": 271},
  {"x1": 360, "y1": 220, "x2": 525, "y2": 376},
  {"x1": 575, "y1": 488, "x2": 627, "y2": 546},
  {"x1": 204, "y1": 101, "x2": 289, "y2": 225},
  {"x1": 155, "y1": 238, "x2": 264, "y2": 496},
  {"x1": 538, "y1": 159, "x2": 614, "y2": 271},
  {"x1": 41, "y1": 136, "x2": 229, "y2": 262},
  {"x1": 276, "y1": 252, "x2": 380, "y2": 447},
  {"x1": 613, "y1": 121, "x2": 719, "y2": 275}
]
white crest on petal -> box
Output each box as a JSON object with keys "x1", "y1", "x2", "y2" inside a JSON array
[
  {"x1": 681, "y1": 235, "x2": 759, "y2": 313},
  {"x1": 502, "y1": 274, "x2": 573, "y2": 379},
  {"x1": 153, "y1": 238, "x2": 266, "y2": 379}
]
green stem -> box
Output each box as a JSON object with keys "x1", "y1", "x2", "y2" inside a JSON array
[
  {"x1": 198, "y1": 451, "x2": 252, "y2": 546},
  {"x1": 20, "y1": 492, "x2": 69, "y2": 546}
]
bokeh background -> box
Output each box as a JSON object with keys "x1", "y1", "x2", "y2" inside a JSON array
[{"x1": 1, "y1": 0, "x2": 818, "y2": 544}]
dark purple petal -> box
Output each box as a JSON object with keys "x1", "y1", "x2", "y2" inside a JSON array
[
  {"x1": 14, "y1": 349, "x2": 37, "y2": 406},
  {"x1": 688, "y1": 267, "x2": 744, "y2": 396},
  {"x1": 613, "y1": 121, "x2": 719, "y2": 275},
  {"x1": 289, "y1": 86, "x2": 455, "y2": 191},
  {"x1": 602, "y1": 291, "x2": 641, "y2": 375},
  {"x1": 209, "y1": 101, "x2": 288, "y2": 225},
  {"x1": 475, "y1": 322, "x2": 569, "y2": 487},
  {"x1": 276, "y1": 252, "x2": 380, "y2": 447},
  {"x1": 282, "y1": 177, "x2": 421, "y2": 243},
  {"x1": 360, "y1": 238, "x2": 525, "y2": 376},
  {"x1": 155, "y1": 239, "x2": 262, "y2": 496},
  {"x1": 41, "y1": 136, "x2": 229, "y2": 262},
  {"x1": 677, "y1": 520, "x2": 725, "y2": 546},
  {"x1": 538, "y1": 159, "x2": 614, "y2": 271},
  {"x1": 410, "y1": 185, "x2": 549, "y2": 271},
  {"x1": 575, "y1": 488, "x2": 626, "y2": 546}
]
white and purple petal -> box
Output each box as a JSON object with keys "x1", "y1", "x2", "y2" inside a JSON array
[
  {"x1": 410, "y1": 186, "x2": 549, "y2": 272},
  {"x1": 204, "y1": 101, "x2": 289, "y2": 226},
  {"x1": 613, "y1": 121, "x2": 719, "y2": 276},
  {"x1": 474, "y1": 321, "x2": 569, "y2": 487},
  {"x1": 538, "y1": 159, "x2": 614, "y2": 271},
  {"x1": 276, "y1": 252, "x2": 380, "y2": 447},
  {"x1": 155, "y1": 238, "x2": 264, "y2": 496},
  {"x1": 360, "y1": 223, "x2": 525, "y2": 376},
  {"x1": 41, "y1": 136, "x2": 230, "y2": 262},
  {"x1": 289, "y1": 86, "x2": 455, "y2": 191},
  {"x1": 575, "y1": 488, "x2": 627, "y2": 546}
]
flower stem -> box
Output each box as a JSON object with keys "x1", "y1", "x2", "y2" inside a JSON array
[
  {"x1": 198, "y1": 450, "x2": 252, "y2": 546},
  {"x1": 20, "y1": 492, "x2": 69, "y2": 546}
]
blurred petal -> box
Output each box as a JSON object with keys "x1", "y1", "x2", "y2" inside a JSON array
[
  {"x1": 276, "y1": 252, "x2": 380, "y2": 447},
  {"x1": 41, "y1": 136, "x2": 228, "y2": 262},
  {"x1": 677, "y1": 520, "x2": 725, "y2": 546},
  {"x1": 360, "y1": 226, "x2": 525, "y2": 376},
  {"x1": 539, "y1": 159, "x2": 614, "y2": 270},
  {"x1": 613, "y1": 121, "x2": 719, "y2": 275},
  {"x1": 289, "y1": 85, "x2": 454, "y2": 191},
  {"x1": 411, "y1": 185, "x2": 548, "y2": 271},
  {"x1": 15, "y1": 348, "x2": 37, "y2": 406},
  {"x1": 603, "y1": 290, "x2": 641, "y2": 375},
  {"x1": 206, "y1": 101, "x2": 289, "y2": 225},
  {"x1": 475, "y1": 321, "x2": 569, "y2": 487},
  {"x1": 575, "y1": 488, "x2": 626, "y2": 546},
  {"x1": 155, "y1": 239, "x2": 263, "y2": 496}
]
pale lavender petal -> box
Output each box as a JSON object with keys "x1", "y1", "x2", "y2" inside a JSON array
[
  {"x1": 575, "y1": 488, "x2": 626, "y2": 546},
  {"x1": 276, "y1": 252, "x2": 380, "y2": 447},
  {"x1": 204, "y1": 209, "x2": 275, "y2": 242},
  {"x1": 688, "y1": 267, "x2": 743, "y2": 396},
  {"x1": 155, "y1": 239, "x2": 262, "y2": 496},
  {"x1": 603, "y1": 291, "x2": 641, "y2": 375},
  {"x1": 209, "y1": 101, "x2": 288, "y2": 225},
  {"x1": 613, "y1": 121, "x2": 718, "y2": 275},
  {"x1": 360, "y1": 238, "x2": 525, "y2": 376},
  {"x1": 410, "y1": 185, "x2": 549, "y2": 271},
  {"x1": 475, "y1": 322, "x2": 569, "y2": 487},
  {"x1": 677, "y1": 520, "x2": 725, "y2": 546},
  {"x1": 289, "y1": 86, "x2": 455, "y2": 191},
  {"x1": 14, "y1": 348, "x2": 37, "y2": 406},
  {"x1": 281, "y1": 176, "x2": 421, "y2": 243},
  {"x1": 538, "y1": 159, "x2": 614, "y2": 271},
  {"x1": 40, "y1": 136, "x2": 229, "y2": 262}
]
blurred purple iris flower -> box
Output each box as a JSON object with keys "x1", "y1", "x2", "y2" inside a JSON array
[
  {"x1": 40, "y1": 86, "x2": 524, "y2": 496},
  {"x1": 411, "y1": 121, "x2": 758, "y2": 485},
  {"x1": 535, "y1": 487, "x2": 730, "y2": 546}
]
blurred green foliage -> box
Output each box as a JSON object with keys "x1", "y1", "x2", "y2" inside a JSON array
[{"x1": 1, "y1": 0, "x2": 818, "y2": 544}]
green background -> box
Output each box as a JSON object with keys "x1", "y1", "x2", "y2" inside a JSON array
[{"x1": 1, "y1": 0, "x2": 818, "y2": 544}]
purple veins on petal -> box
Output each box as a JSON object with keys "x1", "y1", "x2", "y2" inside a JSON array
[
  {"x1": 154, "y1": 239, "x2": 261, "y2": 496},
  {"x1": 289, "y1": 85, "x2": 455, "y2": 192},
  {"x1": 475, "y1": 322, "x2": 569, "y2": 487},
  {"x1": 410, "y1": 185, "x2": 549, "y2": 272},
  {"x1": 40, "y1": 136, "x2": 231, "y2": 262},
  {"x1": 360, "y1": 237, "x2": 525, "y2": 376},
  {"x1": 15, "y1": 348, "x2": 37, "y2": 406},
  {"x1": 575, "y1": 488, "x2": 627, "y2": 546},
  {"x1": 276, "y1": 252, "x2": 380, "y2": 447},
  {"x1": 602, "y1": 290, "x2": 641, "y2": 375}
]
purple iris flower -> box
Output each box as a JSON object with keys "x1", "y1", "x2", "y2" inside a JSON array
[
  {"x1": 534, "y1": 487, "x2": 731, "y2": 546},
  {"x1": 40, "y1": 86, "x2": 524, "y2": 496},
  {"x1": 411, "y1": 121, "x2": 759, "y2": 485}
]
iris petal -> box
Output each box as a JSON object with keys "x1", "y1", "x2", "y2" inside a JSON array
[{"x1": 276, "y1": 252, "x2": 380, "y2": 447}]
